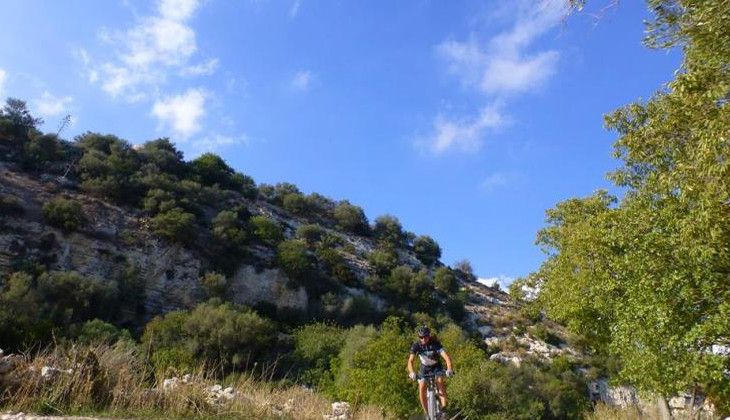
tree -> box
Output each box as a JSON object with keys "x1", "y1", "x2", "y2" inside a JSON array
[
  {"x1": 333, "y1": 202, "x2": 369, "y2": 235},
  {"x1": 0, "y1": 98, "x2": 42, "y2": 141},
  {"x1": 373, "y1": 215, "x2": 404, "y2": 247},
  {"x1": 433, "y1": 267, "x2": 457, "y2": 294},
  {"x1": 43, "y1": 197, "x2": 86, "y2": 231},
  {"x1": 413, "y1": 235, "x2": 441, "y2": 266},
  {"x1": 367, "y1": 248, "x2": 398, "y2": 276},
  {"x1": 296, "y1": 223, "x2": 324, "y2": 244},
  {"x1": 138, "y1": 138, "x2": 185, "y2": 175},
  {"x1": 190, "y1": 153, "x2": 235, "y2": 188},
  {"x1": 535, "y1": 0, "x2": 730, "y2": 407},
  {"x1": 282, "y1": 192, "x2": 309, "y2": 215},
  {"x1": 250, "y1": 215, "x2": 284, "y2": 245},
  {"x1": 149, "y1": 207, "x2": 197, "y2": 244},
  {"x1": 277, "y1": 240, "x2": 314, "y2": 285},
  {"x1": 211, "y1": 210, "x2": 248, "y2": 251}
]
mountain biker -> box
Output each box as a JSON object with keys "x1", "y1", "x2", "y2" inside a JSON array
[{"x1": 406, "y1": 325, "x2": 454, "y2": 415}]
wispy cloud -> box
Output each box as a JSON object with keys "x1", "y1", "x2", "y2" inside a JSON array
[
  {"x1": 0, "y1": 68, "x2": 6, "y2": 98},
  {"x1": 419, "y1": 103, "x2": 506, "y2": 154},
  {"x1": 85, "y1": 0, "x2": 217, "y2": 102},
  {"x1": 477, "y1": 275, "x2": 515, "y2": 289},
  {"x1": 151, "y1": 88, "x2": 207, "y2": 139},
  {"x1": 289, "y1": 0, "x2": 301, "y2": 19},
  {"x1": 34, "y1": 91, "x2": 73, "y2": 119},
  {"x1": 192, "y1": 133, "x2": 248, "y2": 155},
  {"x1": 290, "y1": 70, "x2": 313, "y2": 92},
  {"x1": 480, "y1": 172, "x2": 509, "y2": 191},
  {"x1": 424, "y1": 0, "x2": 567, "y2": 155}
]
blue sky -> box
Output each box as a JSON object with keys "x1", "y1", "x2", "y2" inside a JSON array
[{"x1": 0, "y1": 0, "x2": 681, "y2": 286}]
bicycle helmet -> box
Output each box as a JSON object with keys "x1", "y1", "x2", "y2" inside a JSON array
[{"x1": 416, "y1": 325, "x2": 431, "y2": 338}]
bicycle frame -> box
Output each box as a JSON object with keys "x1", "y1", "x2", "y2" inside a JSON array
[{"x1": 421, "y1": 372, "x2": 442, "y2": 420}]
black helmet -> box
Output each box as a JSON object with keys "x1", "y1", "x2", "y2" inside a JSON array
[{"x1": 416, "y1": 325, "x2": 431, "y2": 338}]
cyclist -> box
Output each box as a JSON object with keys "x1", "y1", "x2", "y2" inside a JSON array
[{"x1": 406, "y1": 326, "x2": 454, "y2": 415}]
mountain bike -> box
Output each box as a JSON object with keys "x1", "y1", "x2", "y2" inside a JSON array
[{"x1": 420, "y1": 372, "x2": 443, "y2": 420}]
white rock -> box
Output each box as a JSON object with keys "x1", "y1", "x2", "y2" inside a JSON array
[
  {"x1": 711, "y1": 344, "x2": 730, "y2": 356},
  {"x1": 478, "y1": 325, "x2": 493, "y2": 337},
  {"x1": 40, "y1": 366, "x2": 72, "y2": 379},
  {"x1": 163, "y1": 377, "x2": 180, "y2": 391}
]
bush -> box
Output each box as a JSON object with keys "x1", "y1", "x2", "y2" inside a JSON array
[
  {"x1": 296, "y1": 223, "x2": 324, "y2": 244},
  {"x1": 413, "y1": 235, "x2": 441, "y2": 266},
  {"x1": 77, "y1": 319, "x2": 132, "y2": 345},
  {"x1": 250, "y1": 215, "x2": 284, "y2": 245},
  {"x1": 143, "y1": 301, "x2": 278, "y2": 372},
  {"x1": 200, "y1": 271, "x2": 228, "y2": 298},
  {"x1": 277, "y1": 240, "x2": 314, "y2": 285},
  {"x1": 149, "y1": 207, "x2": 197, "y2": 244},
  {"x1": 211, "y1": 210, "x2": 248, "y2": 249},
  {"x1": 368, "y1": 248, "x2": 398, "y2": 276},
  {"x1": 317, "y1": 247, "x2": 357, "y2": 286},
  {"x1": 0, "y1": 193, "x2": 24, "y2": 215},
  {"x1": 43, "y1": 197, "x2": 86, "y2": 231},
  {"x1": 333, "y1": 202, "x2": 369, "y2": 235},
  {"x1": 23, "y1": 133, "x2": 64, "y2": 169},
  {"x1": 434, "y1": 267, "x2": 458, "y2": 294},
  {"x1": 283, "y1": 193, "x2": 309, "y2": 215},
  {"x1": 190, "y1": 153, "x2": 235, "y2": 188},
  {"x1": 373, "y1": 215, "x2": 404, "y2": 247},
  {"x1": 138, "y1": 138, "x2": 186, "y2": 176},
  {"x1": 292, "y1": 323, "x2": 346, "y2": 388},
  {"x1": 230, "y1": 172, "x2": 257, "y2": 199}
]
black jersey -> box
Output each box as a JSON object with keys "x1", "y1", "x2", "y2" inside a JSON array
[{"x1": 410, "y1": 339, "x2": 445, "y2": 367}]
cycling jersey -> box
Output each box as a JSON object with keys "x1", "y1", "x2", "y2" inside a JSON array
[{"x1": 410, "y1": 339, "x2": 445, "y2": 368}]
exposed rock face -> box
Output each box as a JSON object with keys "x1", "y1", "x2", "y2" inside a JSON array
[{"x1": 229, "y1": 265, "x2": 308, "y2": 310}]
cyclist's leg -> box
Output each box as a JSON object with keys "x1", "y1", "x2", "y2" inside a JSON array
[
  {"x1": 418, "y1": 378, "x2": 428, "y2": 414},
  {"x1": 435, "y1": 374, "x2": 448, "y2": 408}
]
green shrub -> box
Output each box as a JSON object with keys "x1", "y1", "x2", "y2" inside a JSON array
[
  {"x1": 283, "y1": 192, "x2": 309, "y2": 215},
  {"x1": 77, "y1": 319, "x2": 132, "y2": 345},
  {"x1": 76, "y1": 133, "x2": 144, "y2": 205},
  {"x1": 277, "y1": 240, "x2": 314, "y2": 285},
  {"x1": 333, "y1": 202, "x2": 369, "y2": 235},
  {"x1": 368, "y1": 248, "x2": 398, "y2": 276},
  {"x1": 317, "y1": 247, "x2": 357, "y2": 286},
  {"x1": 43, "y1": 197, "x2": 86, "y2": 231},
  {"x1": 23, "y1": 133, "x2": 64, "y2": 169},
  {"x1": 212, "y1": 210, "x2": 248, "y2": 249},
  {"x1": 149, "y1": 207, "x2": 197, "y2": 244},
  {"x1": 413, "y1": 235, "x2": 442, "y2": 266},
  {"x1": 0, "y1": 193, "x2": 24, "y2": 215},
  {"x1": 250, "y1": 215, "x2": 283, "y2": 245},
  {"x1": 230, "y1": 172, "x2": 257, "y2": 199},
  {"x1": 190, "y1": 153, "x2": 235, "y2": 188},
  {"x1": 200, "y1": 271, "x2": 228, "y2": 298},
  {"x1": 143, "y1": 301, "x2": 278, "y2": 372},
  {"x1": 292, "y1": 323, "x2": 346, "y2": 388},
  {"x1": 138, "y1": 138, "x2": 186, "y2": 176},
  {"x1": 296, "y1": 223, "x2": 324, "y2": 244},
  {"x1": 373, "y1": 215, "x2": 405, "y2": 247},
  {"x1": 434, "y1": 267, "x2": 458, "y2": 294}
]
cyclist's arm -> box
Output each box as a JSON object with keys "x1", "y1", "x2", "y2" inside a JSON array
[
  {"x1": 440, "y1": 350, "x2": 453, "y2": 371},
  {"x1": 407, "y1": 353, "x2": 416, "y2": 375}
]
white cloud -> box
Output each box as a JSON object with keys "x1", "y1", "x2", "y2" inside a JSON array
[
  {"x1": 290, "y1": 70, "x2": 312, "y2": 92},
  {"x1": 0, "y1": 68, "x2": 6, "y2": 98},
  {"x1": 151, "y1": 88, "x2": 207, "y2": 138},
  {"x1": 477, "y1": 275, "x2": 515, "y2": 290},
  {"x1": 181, "y1": 58, "x2": 220, "y2": 76},
  {"x1": 480, "y1": 172, "x2": 509, "y2": 191},
  {"x1": 425, "y1": 0, "x2": 566, "y2": 154},
  {"x1": 289, "y1": 0, "x2": 301, "y2": 18},
  {"x1": 87, "y1": 0, "x2": 214, "y2": 101},
  {"x1": 421, "y1": 103, "x2": 506, "y2": 154},
  {"x1": 192, "y1": 133, "x2": 248, "y2": 154},
  {"x1": 34, "y1": 91, "x2": 73, "y2": 118}
]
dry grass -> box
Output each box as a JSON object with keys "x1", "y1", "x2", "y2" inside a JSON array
[
  {"x1": 585, "y1": 404, "x2": 656, "y2": 420},
  {"x1": 0, "y1": 344, "x2": 384, "y2": 419}
]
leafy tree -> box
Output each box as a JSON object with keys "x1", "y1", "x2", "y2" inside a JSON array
[
  {"x1": 433, "y1": 267, "x2": 458, "y2": 294},
  {"x1": 413, "y1": 235, "x2": 441, "y2": 266},
  {"x1": 292, "y1": 323, "x2": 346, "y2": 388},
  {"x1": 535, "y1": 0, "x2": 730, "y2": 407},
  {"x1": 190, "y1": 153, "x2": 235, "y2": 188},
  {"x1": 333, "y1": 202, "x2": 369, "y2": 235},
  {"x1": 277, "y1": 240, "x2": 314, "y2": 285},
  {"x1": 334, "y1": 317, "x2": 416, "y2": 417},
  {"x1": 250, "y1": 215, "x2": 284, "y2": 245},
  {"x1": 75, "y1": 133, "x2": 144, "y2": 204},
  {"x1": 282, "y1": 192, "x2": 309, "y2": 215},
  {"x1": 367, "y1": 248, "x2": 398, "y2": 276},
  {"x1": 200, "y1": 271, "x2": 228, "y2": 299},
  {"x1": 0, "y1": 98, "x2": 42, "y2": 142},
  {"x1": 373, "y1": 215, "x2": 405, "y2": 247},
  {"x1": 138, "y1": 138, "x2": 185, "y2": 176},
  {"x1": 77, "y1": 319, "x2": 132, "y2": 345},
  {"x1": 42, "y1": 197, "x2": 86, "y2": 231},
  {"x1": 211, "y1": 209, "x2": 248, "y2": 251},
  {"x1": 149, "y1": 207, "x2": 197, "y2": 244},
  {"x1": 23, "y1": 133, "x2": 64, "y2": 169},
  {"x1": 317, "y1": 247, "x2": 357, "y2": 286},
  {"x1": 296, "y1": 223, "x2": 324, "y2": 244},
  {"x1": 230, "y1": 172, "x2": 257, "y2": 199}
]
